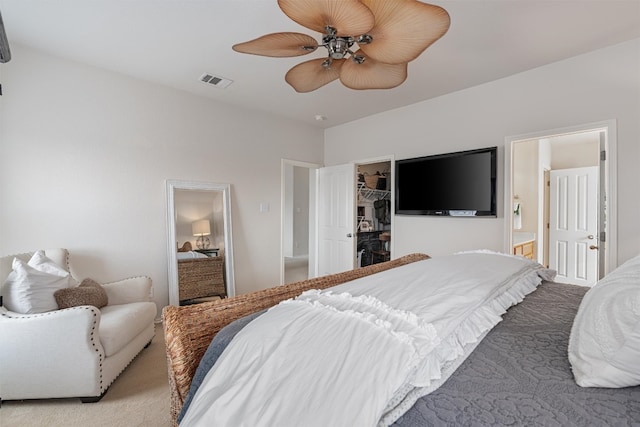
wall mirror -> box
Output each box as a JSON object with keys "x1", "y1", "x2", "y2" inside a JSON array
[{"x1": 166, "y1": 180, "x2": 235, "y2": 306}]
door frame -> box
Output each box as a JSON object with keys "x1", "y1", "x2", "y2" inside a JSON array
[{"x1": 504, "y1": 120, "x2": 618, "y2": 276}]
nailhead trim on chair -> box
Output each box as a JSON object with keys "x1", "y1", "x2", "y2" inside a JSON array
[
  {"x1": 1, "y1": 305, "x2": 105, "y2": 396},
  {"x1": 2, "y1": 305, "x2": 106, "y2": 394},
  {"x1": 86, "y1": 307, "x2": 105, "y2": 392}
]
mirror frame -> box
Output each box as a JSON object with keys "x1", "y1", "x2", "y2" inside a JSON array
[{"x1": 165, "y1": 179, "x2": 236, "y2": 306}]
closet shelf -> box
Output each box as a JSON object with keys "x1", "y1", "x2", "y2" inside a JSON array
[{"x1": 357, "y1": 182, "x2": 390, "y2": 201}]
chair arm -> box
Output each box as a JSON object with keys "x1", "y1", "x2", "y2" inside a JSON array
[
  {"x1": 0, "y1": 305, "x2": 103, "y2": 352},
  {"x1": 0, "y1": 305, "x2": 105, "y2": 398},
  {"x1": 102, "y1": 276, "x2": 152, "y2": 305}
]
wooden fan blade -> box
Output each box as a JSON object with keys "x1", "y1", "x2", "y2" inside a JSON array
[
  {"x1": 285, "y1": 58, "x2": 345, "y2": 93},
  {"x1": 340, "y1": 51, "x2": 407, "y2": 90},
  {"x1": 278, "y1": 0, "x2": 374, "y2": 37},
  {"x1": 232, "y1": 32, "x2": 318, "y2": 57},
  {"x1": 358, "y1": 0, "x2": 450, "y2": 64}
]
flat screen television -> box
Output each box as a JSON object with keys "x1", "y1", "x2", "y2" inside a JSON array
[{"x1": 395, "y1": 146, "x2": 497, "y2": 217}]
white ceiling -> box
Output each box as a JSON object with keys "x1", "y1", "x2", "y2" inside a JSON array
[{"x1": 1, "y1": 0, "x2": 639, "y2": 128}]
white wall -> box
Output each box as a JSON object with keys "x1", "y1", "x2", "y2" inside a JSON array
[
  {"x1": 325, "y1": 38, "x2": 640, "y2": 266},
  {"x1": 0, "y1": 45, "x2": 324, "y2": 313},
  {"x1": 1, "y1": 38, "x2": 638, "y2": 315},
  {"x1": 551, "y1": 140, "x2": 599, "y2": 169}
]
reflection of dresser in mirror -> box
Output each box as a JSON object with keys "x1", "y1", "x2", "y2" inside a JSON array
[
  {"x1": 195, "y1": 248, "x2": 219, "y2": 257},
  {"x1": 177, "y1": 253, "x2": 226, "y2": 305}
]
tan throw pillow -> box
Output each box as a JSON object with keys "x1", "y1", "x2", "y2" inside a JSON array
[{"x1": 54, "y1": 278, "x2": 109, "y2": 309}]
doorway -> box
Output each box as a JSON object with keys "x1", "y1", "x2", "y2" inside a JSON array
[
  {"x1": 281, "y1": 159, "x2": 320, "y2": 285},
  {"x1": 505, "y1": 120, "x2": 618, "y2": 285},
  {"x1": 355, "y1": 160, "x2": 392, "y2": 268},
  {"x1": 314, "y1": 156, "x2": 394, "y2": 277}
]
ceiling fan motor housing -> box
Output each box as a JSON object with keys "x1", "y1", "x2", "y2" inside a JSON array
[{"x1": 324, "y1": 35, "x2": 355, "y2": 59}]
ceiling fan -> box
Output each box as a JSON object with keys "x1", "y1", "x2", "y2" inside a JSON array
[{"x1": 232, "y1": 0, "x2": 450, "y2": 93}]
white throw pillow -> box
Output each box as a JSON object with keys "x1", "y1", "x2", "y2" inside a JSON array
[
  {"x1": 28, "y1": 250, "x2": 71, "y2": 277},
  {"x1": 3, "y1": 252, "x2": 75, "y2": 314},
  {"x1": 568, "y1": 254, "x2": 640, "y2": 388}
]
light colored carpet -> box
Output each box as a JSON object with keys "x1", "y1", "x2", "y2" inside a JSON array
[{"x1": 1, "y1": 324, "x2": 171, "y2": 427}]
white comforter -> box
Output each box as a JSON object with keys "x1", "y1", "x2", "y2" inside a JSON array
[{"x1": 181, "y1": 252, "x2": 554, "y2": 427}]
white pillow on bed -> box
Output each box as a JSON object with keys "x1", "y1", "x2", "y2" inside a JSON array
[
  {"x1": 568, "y1": 253, "x2": 640, "y2": 388},
  {"x1": 177, "y1": 251, "x2": 208, "y2": 260}
]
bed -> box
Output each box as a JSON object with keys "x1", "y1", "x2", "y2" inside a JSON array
[{"x1": 162, "y1": 252, "x2": 640, "y2": 426}]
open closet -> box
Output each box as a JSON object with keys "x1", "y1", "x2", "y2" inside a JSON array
[{"x1": 356, "y1": 161, "x2": 391, "y2": 267}]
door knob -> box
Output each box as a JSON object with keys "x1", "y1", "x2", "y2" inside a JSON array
[
  {"x1": 587, "y1": 235, "x2": 595, "y2": 240},
  {"x1": 589, "y1": 245, "x2": 599, "y2": 250},
  {"x1": 346, "y1": 233, "x2": 353, "y2": 238}
]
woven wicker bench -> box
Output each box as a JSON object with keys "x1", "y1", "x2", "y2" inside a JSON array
[{"x1": 162, "y1": 253, "x2": 430, "y2": 425}]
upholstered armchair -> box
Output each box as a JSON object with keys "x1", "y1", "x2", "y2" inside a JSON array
[{"x1": 0, "y1": 249, "x2": 157, "y2": 403}]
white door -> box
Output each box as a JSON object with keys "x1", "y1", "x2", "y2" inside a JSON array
[
  {"x1": 549, "y1": 166, "x2": 599, "y2": 286},
  {"x1": 316, "y1": 163, "x2": 356, "y2": 276}
]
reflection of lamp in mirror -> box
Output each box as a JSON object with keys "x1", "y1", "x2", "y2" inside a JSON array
[{"x1": 192, "y1": 219, "x2": 211, "y2": 249}]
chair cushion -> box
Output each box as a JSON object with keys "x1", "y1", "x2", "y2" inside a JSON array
[
  {"x1": 99, "y1": 302, "x2": 157, "y2": 357},
  {"x1": 54, "y1": 278, "x2": 109, "y2": 309},
  {"x1": 3, "y1": 252, "x2": 75, "y2": 314}
]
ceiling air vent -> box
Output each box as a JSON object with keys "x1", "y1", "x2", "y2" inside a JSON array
[{"x1": 199, "y1": 73, "x2": 233, "y2": 89}]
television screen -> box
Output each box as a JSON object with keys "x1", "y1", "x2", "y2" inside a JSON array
[{"x1": 395, "y1": 147, "x2": 497, "y2": 216}]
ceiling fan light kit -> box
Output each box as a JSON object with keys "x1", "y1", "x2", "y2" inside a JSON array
[{"x1": 232, "y1": 0, "x2": 450, "y2": 92}]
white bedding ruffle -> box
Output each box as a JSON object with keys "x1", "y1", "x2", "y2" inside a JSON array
[
  {"x1": 181, "y1": 252, "x2": 555, "y2": 427},
  {"x1": 379, "y1": 260, "x2": 548, "y2": 425},
  {"x1": 290, "y1": 290, "x2": 441, "y2": 358}
]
